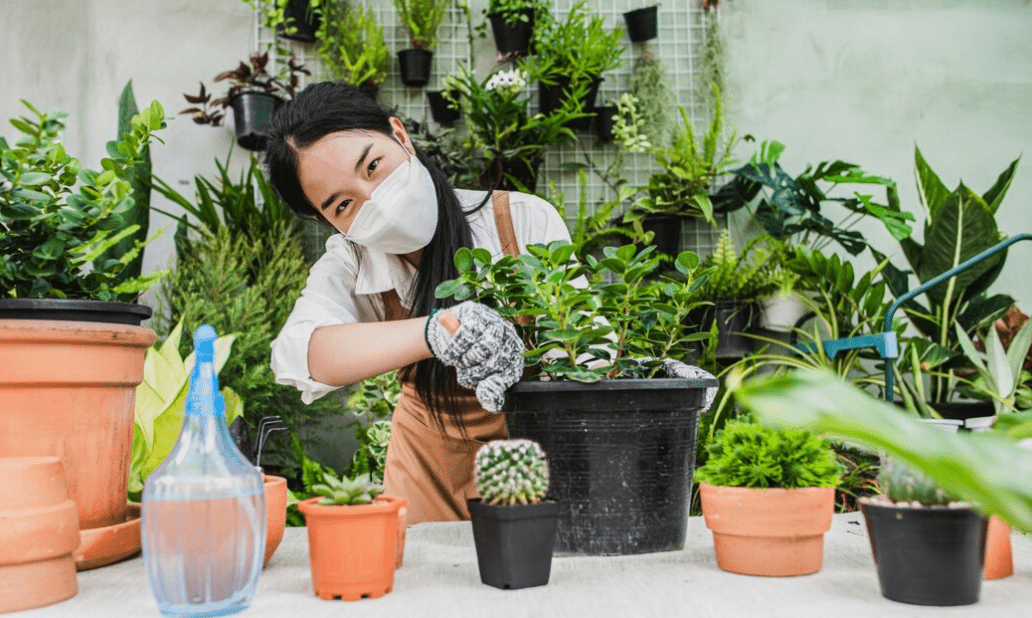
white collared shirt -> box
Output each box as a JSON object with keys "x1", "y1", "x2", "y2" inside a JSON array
[{"x1": 270, "y1": 188, "x2": 572, "y2": 403}]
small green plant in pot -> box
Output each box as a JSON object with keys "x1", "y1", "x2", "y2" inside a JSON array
[
  {"x1": 297, "y1": 472, "x2": 406, "y2": 601},
  {"x1": 314, "y1": 1, "x2": 390, "y2": 97},
  {"x1": 695, "y1": 419, "x2": 842, "y2": 576},
  {"x1": 437, "y1": 241, "x2": 718, "y2": 555},
  {"x1": 394, "y1": 0, "x2": 451, "y2": 87},
  {"x1": 469, "y1": 439, "x2": 559, "y2": 590}
]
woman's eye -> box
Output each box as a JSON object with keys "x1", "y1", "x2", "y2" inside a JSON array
[
  {"x1": 368, "y1": 158, "x2": 380, "y2": 176},
  {"x1": 335, "y1": 199, "x2": 351, "y2": 215}
]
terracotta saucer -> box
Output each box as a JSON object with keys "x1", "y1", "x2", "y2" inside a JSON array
[{"x1": 74, "y1": 503, "x2": 141, "y2": 571}]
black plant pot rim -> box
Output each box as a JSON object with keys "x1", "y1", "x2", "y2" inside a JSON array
[
  {"x1": 509, "y1": 377, "x2": 718, "y2": 395},
  {"x1": 228, "y1": 90, "x2": 284, "y2": 105},
  {"x1": 468, "y1": 498, "x2": 560, "y2": 519},
  {"x1": 0, "y1": 298, "x2": 152, "y2": 325},
  {"x1": 859, "y1": 496, "x2": 974, "y2": 511}
]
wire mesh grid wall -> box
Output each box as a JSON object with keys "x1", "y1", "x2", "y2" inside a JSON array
[{"x1": 257, "y1": 1, "x2": 727, "y2": 261}]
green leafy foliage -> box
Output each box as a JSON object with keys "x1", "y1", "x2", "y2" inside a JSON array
[
  {"x1": 694, "y1": 230, "x2": 781, "y2": 304},
  {"x1": 531, "y1": 1, "x2": 624, "y2": 84},
  {"x1": 394, "y1": 0, "x2": 450, "y2": 49},
  {"x1": 475, "y1": 439, "x2": 549, "y2": 506},
  {"x1": 487, "y1": 0, "x2": 549, "y2": 26},
  {"x1": 313, "y1": 471, "x2": 384, "y2": 506},
  {"x1": 695, "y1": 419, "x2": 843, "y2": 489},
  {"x1": 436, "y1": 240, "x2": 711, "y2": 382},
  {"x1": 344, "y1": 370, "x2": 401, "y2": 483},
  {"x1": 732, "y1": 368, "x2": 1032, "y2": 531},
  {"x1": 315, "y1": 2, "x2": 390, "y2": 91},
  {"x1": 0, "y1": 99, "x2": 167, "y2": 300},
  {"x1": 628, "y1": 48, "x2": 674, "y2": 149}
]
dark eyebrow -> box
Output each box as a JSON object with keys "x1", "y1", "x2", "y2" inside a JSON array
[{"x1": 318, "y1": 142, "x2": 374, "y2": 212}]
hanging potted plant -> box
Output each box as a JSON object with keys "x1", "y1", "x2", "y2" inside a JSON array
[
  {"x1": 622, "y1": 4, "x2": 659, "y2": 43},
  {"x1": 0, "y1": 100, "x2": 166, "y2": 570},
  {"x1": 297, "y1": 472, "x2": 406, "y2": 601},
  {"x1": 469, "y1": 439, "x2": 559, "y2": 590},
  {"x1": 394, "y1": 0, "x2": 450, "y2": 87},
  {"x1": 532, "y1": 1, "x2": 624, "y2": 131},
  {"x1": 313, "y1": 2, "x2": 390, "y2": 98},
  {"x1": 181, "y1": 52, "x2": 310, "y2": 151},
  {"x1": 485, "y1": 0, "x2": 548, "y2": 60},
  {"x1": 426, "y1": 73, "x2": 462, "y2": 125},
  {"x1": 243, "y1": 0, "x2": 322, "y2": 42},
  {"x1": 695, "y1": 419, "x2": 843, "y2": 576},
  {"x1": 437, "y1": 241, "x2": 717, "y2": 555}
]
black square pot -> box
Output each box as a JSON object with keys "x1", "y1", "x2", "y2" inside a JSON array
[
  {"x1": 861, "y1": 500, "x2": 988, "y2": 606},
  {"x1": 229, "y1": 91, "x2": 283, "y2": 152},
  {"x1": 488, "y1": 9, "x2": 535, "y2": 58},
  {"x1": 398, "y1": 49, "x2": 433, "y2": 87},
  {"x1": 623, "y1": 6, "x2": 658, "y2": 43},
  {"x1": 468, "y1": 499, "x2": 559, "y2": 590},
  {"x1": 426, "y1": 90, "x2": 461, "y2": 125}
]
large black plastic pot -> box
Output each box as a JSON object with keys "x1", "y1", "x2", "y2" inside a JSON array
[
  {"x1": 538, "y1": 77, "x2": 603, "y2": 131},
  {"x1": 426, "y1": 90, "x2": 460, "y2": 125},
  {"x1": 0, "y1": 298, "x2": 152, "y2": 326},
  {"x1": 639, "y1": 214, "x2": 681, "y2": 259},
  {"x1": 504, "y1": 377, "x2": 717, "y2": 555},
  {"x1": 488, "y1": 10, "x2": 534, "y2": 58},
  {"x1": 397, "y1": 49, "x2": 433, "y2": 87},
  {"x1": 623, "y1": 6, "x2": 658, "y2": 43},
  {"x1": 229, "y1": 91, "x2": 283, "y2": 152},
  {"x1": 697, "y1": 300, "x2": 757, "y2": 359},
  {"x1": 277, "y1": 0, "x2": 319, "y2": 42},
  {"x1": 468, "y1": 499, "x2": 559, "y2": 590},
  {"x1": 929, "y1": 401, "x2": 995, "y2": 421},
  {"x1": 861, "y1": 500, "x2": 987, "y2": 606}
]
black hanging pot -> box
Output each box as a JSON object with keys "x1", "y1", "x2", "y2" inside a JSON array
[
  {"x1": 538, "y1": 76, "x2": 603, "y2": 131},
  {"x1": 691, "y1": 300, "x2": 757, "y2": 359},
  {"x1": 0, "y1": 298, "x2": 152, "y2": 326},
  {"x1": 594, "y1": 104, "x2": 618, "y2": 142},
  {"x1": 504, "y1": 377, "x2": 717, "y2": 556},
  {"x1": 228, "y1": 91, "x2": 283, "y2": 152},
  {"x1": 468, "y1": 499, "x2": 559, "y2": 590},
  {"x1": 928, "y1": 401, "x2": 996, "y2": 422},
  {"x1": 426, "y1": 90, "x2": 461, "y2": 125},
  {"x1": 482, "y1": 155, "x2": 541, "y2": 193},
  {"x1": 638, "y1": 214, "x2": 682, "y2": 260},
  {"x1": 397, "y1": 49, "x2": 433, "y2": 88},
  {"x1": 861, "y1": 499, "x2": 987, "y2": 606},
  {"x1": 277, "y1": 0, "x2": 320, "y2": 42},
  {"x1": 623, "y1": 6, "x2": 658, "y2": 43},
  {"x1": 488, "y1": 9, "x2": 535, "y2": 58}
]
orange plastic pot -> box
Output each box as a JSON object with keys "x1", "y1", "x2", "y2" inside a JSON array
[
  {"x1": 298, "y1": 494, "x2": 407, "y2": 601},
  {"x1": 699, "y1": 483, "x2": 835, "y2": 576},
  {"x1": 0, "y1": 319, "x2": 154, "y2": 570},
  {"x1": 984, "y1": 516, "x2": 1013, "y2": 580},
  {"x1": 263, "y1": 475, "x2": 288, "y2": 568},
  {"x1": 0, "y1": 457, "x2": 80, "y2": 613}
]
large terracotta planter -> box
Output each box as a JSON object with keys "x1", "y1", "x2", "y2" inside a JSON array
[
  {"x1": 298, "y1": 494, "x2": 406, "y2": 601},
  {"x1": 984, "y1": 516, "x2": 1013, "y2": 580},
  {"x1": 699, "y1": 483, "x2": 835, "y2": 576},
  {"x1": 263, "y1": 475, "x2": 288, "y2": 568},
  {"x1": 0, "y1": 319, "x2": 155, "y2": 570},
  {"x1": 0, "y1": 456, "x2": 80, "y2": 613}
]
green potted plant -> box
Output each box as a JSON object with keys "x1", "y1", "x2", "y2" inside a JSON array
[
  {"x1": 426, "y1": 72, "x2": 463, "y2": 126},
  {"x1": 530, "y1": 0, "x2": 624, "y2": 130},
  {"x1": 695, "y1": 419, "x2": 842, "y2": 576},
  {"x1": 297, "y1": 472, "x2": 406, "y2": 601},
  {"x1": 181, "y1": 52, "x2": 310, "y2": 151},
  {"x1": 627, "y1": 47, "x2": 674, "y2": 148},
  {"x1": 0, "y1": 99, "x2": 166, "y2": 570},
  {"x1": 394, "y1": 0, "x2": 451, "y2": 87},
  {"x1": 449, "y1": 65, "x2": 585, "y2": 191},
  {"x1": 732, "y1": 369, "x2": 1032, "y2": 605},
  {"x1": 314, "y1": 1, "x2": 390, "y2": 97},
  {"x1": 485, "y1": 0, "x2": 550, "y2": 59},
  {"x1": 469, "y1": 439, "x2": 559, "y2": 590},
  {"x1": 243, "y1": 0, "x2": 322, "y2": 42},
  {"x1": 436, "y1": 241, "x2": 717, "y2": 555}
]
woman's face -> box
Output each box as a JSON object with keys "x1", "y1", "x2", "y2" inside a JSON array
[{"x1": 296, "y1": 117, "x2": 415, "y2": 234}]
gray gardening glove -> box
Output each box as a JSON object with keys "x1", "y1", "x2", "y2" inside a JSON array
[
  {"x1": 425, "y1": 301, "x2": 525, "y2": 413},
  {"x1": 661, "y1": 359, "x2": 718, "y2": 412}
]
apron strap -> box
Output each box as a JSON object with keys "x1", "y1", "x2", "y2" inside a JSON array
[
  {"x1": 491, "y1": 190, "x2": 520, "y2": 259},
  {"x1": 381, "y1": 288, "x2": 408, "y2": 322}
]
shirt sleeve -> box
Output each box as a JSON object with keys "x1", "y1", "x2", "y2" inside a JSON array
[{"x1": 270, "y1": 238, "x2": 364, "y2": 404}]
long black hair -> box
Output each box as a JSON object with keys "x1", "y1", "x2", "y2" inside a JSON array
[{"x1": 264, "y1": 81, "x2": 489, "y2": 434}]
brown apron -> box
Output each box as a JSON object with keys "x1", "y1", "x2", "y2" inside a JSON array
[{"x1": 380, "y1": 191, "x2": 518, "y2": 524}]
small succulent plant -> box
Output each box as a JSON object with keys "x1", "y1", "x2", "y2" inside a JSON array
[
  {"x1": 475, "y1": 439, "x2": 550, "y2": 506},
  {"x1": 878, "y1": 457, "x2": 953, "y2": 507},
  {"x1": 312, "y1": 471, "x2": 384, "y2": 506}
]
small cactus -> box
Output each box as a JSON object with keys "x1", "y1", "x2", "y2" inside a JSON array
[
  {"x1": 878, "y1": 457, "x2": 953, "y2": 506},
  {"x1": 475, "y1": 439, "x2": 550, "y2": 506},
  {"x1": 313, "y1": 472, "x2": 384, "y2": 506}
]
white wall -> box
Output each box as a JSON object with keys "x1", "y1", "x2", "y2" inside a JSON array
[
  {"x1": 0, "y1": 0, "x2": 255, "y2": 288},
  {"x1": 724, "y1": 0, "x2": 1032, "y2": 311}
]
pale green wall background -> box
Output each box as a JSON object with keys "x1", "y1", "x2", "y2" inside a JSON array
[{"x1": 723, "y1": 0, "x2": 1032, "y2": 311}]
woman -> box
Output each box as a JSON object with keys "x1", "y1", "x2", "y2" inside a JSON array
[{"x1": 265, "y1": 82, "x2": 570, "y2": 524}]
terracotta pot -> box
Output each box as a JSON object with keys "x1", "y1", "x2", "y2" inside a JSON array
[
  {"x1": 984, "y1": 516, "x2": 1013, "y2": 579},
  {"x1": 74, "y1": 503, "x2": 141, "y2": 571},
  {"x1": 298, "y1": 494, "x2": 407, "y2": 601},
  {"x1": 699, "y1": 483, "x2": 835, "y2": 576},
  {"x1": 263, "y1": 475, "x2": 288, "y2": 568},
  {"x1": 0, "y1": 456, "x2": 80, "y2": 613},
  {"x1": 396, "y1": 506, "x2": 407, "y2": 569},
  {"x1": 0, "y1": 319, "x2": 155, "y2": 570}
]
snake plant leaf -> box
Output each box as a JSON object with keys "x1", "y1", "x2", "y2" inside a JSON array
[
  {"x1": 914, "y1": 145, "x2": 951, "y2": 219},
  {"x1": 733, "y1": 368, "x2": 1032, "y2": 532}
]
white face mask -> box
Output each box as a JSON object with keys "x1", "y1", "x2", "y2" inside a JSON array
[{"x1": 342, "y1": 141, "x2": 439, "y2": 255}]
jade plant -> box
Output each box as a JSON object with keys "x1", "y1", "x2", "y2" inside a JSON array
[
  {"x1": 313, "y1": 471, "x2": 384, "y2": 506},
  {"x1": 435, "y1": 241, "x2": 711, "y2": 382},
  {"x1": 877, "y1": 457, "x2": 952, "y2": 506},
  {"x1": 0, "y1": 99, "x2": 166, "y2": 300},
  {"x1": 474, "y1": 439, "x2": 549, "y2": 506},
  {"x1": 695, "y1": 419, "x2": 843, "y2": 489}
]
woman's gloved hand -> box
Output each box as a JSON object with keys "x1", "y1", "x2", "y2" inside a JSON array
[
  {"x1": 660, "y1": 359, "x2": 718, "y2": 411},
  {"x1": 425, "y1": 301, "x2": 525, "y2": 412}
]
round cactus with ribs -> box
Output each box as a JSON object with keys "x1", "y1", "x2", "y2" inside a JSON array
[
  {"x1": 475, "y1": 439, "x2": 550, "y2": 506},
  {"x1": 878, "y1": 457, "x2": 953, "y2": 506}
]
